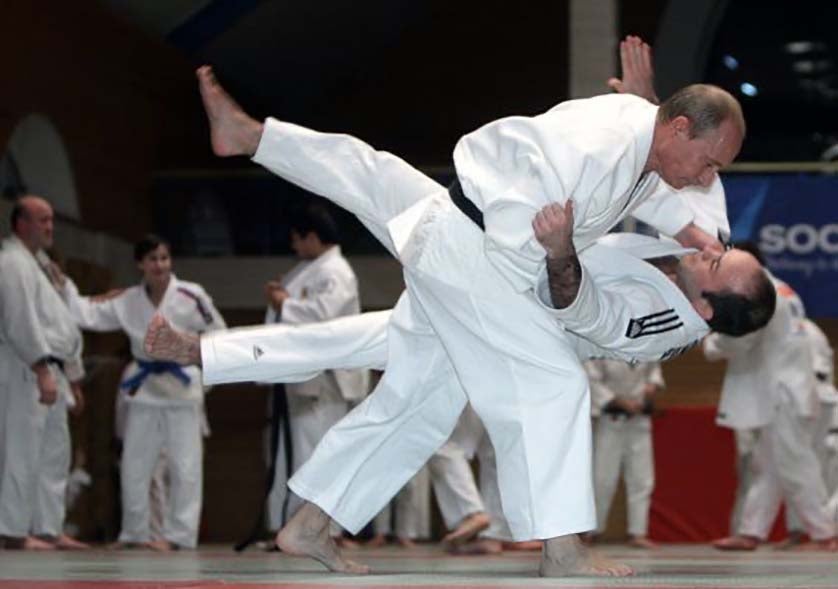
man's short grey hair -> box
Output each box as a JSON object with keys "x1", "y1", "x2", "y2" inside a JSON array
[{"x1": 658, "y1": 84, "x2": 746, "y2": 139}]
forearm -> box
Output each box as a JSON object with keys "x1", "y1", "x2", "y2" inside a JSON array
[{"x1": 544, "y1": 248, "x2": 582, "y2": 309}]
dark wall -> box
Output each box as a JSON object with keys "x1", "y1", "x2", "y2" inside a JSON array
[{"x1": 0, "y1": 1, "x2": 213, "y2": 240}]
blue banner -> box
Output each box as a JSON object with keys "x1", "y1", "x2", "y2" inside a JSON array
[{"x1": 724, "y1": 173, "x2": 838, "y2": 317}]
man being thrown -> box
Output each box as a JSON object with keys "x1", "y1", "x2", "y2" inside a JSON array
[{"x1": 193, "y1": 66, "x2": 772, "y2": 577}]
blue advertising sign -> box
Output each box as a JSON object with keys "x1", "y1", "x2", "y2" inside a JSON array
[{"x1": 723, "y1": 173, "x2": 838, "y2": 317}]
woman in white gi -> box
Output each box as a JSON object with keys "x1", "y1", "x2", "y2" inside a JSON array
[{"x1": 62, "y1": 234, "x2": 225, "y2": 549}]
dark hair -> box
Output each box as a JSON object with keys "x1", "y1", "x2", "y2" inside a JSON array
[
  {"x1": 732, "y1": 240, "x2": 765, "y2": 265},
  {"x1": 658, "y1": 84, "x2": 746, "y2": 139},
  {"x1": 288, "y1": 202, "x2": 340, "y2": 245},
  {"x1": 10, "y1": 201, "x2": 26, "y2": 232},
  {"x1": 703, "y1": 271, "x2": 776, "y2": 336},
  {"x1": 134, "y1": 234, "x2": 170, "y2": 261}
]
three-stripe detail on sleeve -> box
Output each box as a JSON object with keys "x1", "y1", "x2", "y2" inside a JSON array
[{"x1": 626, "y1": 309, "x2": 683, "y2": 339}]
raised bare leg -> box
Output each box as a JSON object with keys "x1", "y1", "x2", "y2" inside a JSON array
[
  {"x1": 196, "y1": 65, "x2": 264, "y2": 157},
  {"x1": 144, "y1": 314, "x2": 201, "y2": 366},
  {"x1": 276, "y1": 502, "x2": 370, "y2": 574},
  {"x1": 539, "y1": 534, "x2": 633, "y2": 577}
]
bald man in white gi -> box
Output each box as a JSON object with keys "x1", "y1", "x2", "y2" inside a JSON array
[
  {"x1": 710, "y1": 274, "x2": 836, "y2": 550},
  {"x1": 0, "y1": 196, "x2": 87, "y2": 550},
  {"x1": 192, "y1": 64, "x2": 770, "y2": 576}
]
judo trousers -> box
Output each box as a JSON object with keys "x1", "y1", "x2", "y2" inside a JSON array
[
  {"x1": 0, "y1": 365, "x2": 70, "y2": 538},
  {"x1": 118, "y1": 403, "x2": 203, "y2": 548},
  {"x1": 255, "y1": 119, "x2": 594, "y2": 540}
]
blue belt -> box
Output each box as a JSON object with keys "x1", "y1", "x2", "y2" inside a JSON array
[{"x1": 120, "y1": 359, "x2": 191, "y2": 393}]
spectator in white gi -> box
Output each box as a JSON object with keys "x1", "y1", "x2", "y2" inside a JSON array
[
  {"x1": 782, "y1": 319, "x2": 838, "y2": 546},
  {"x1": 262, "y1": 203, "x2": 368, "y2": 545},
  {"x1": 60, "y1": 234, "x2": 225, "y2": 550},
  {"x1": 709, "y1": 247, "x2": 836, "y2": 551},
  {"x1": 0, "y1": 195, "x2": 88, "y2": 550},
  {"x1": 587, "y1": 359, "x2": 664, "y2": 548}
]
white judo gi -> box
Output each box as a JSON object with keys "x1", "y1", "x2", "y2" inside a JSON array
[
  {"x1": 62, "y1": 274, "x2": 225, "y2": 548},
  {"x1": 706, "y1": 275, "x2": 833, "y2": 541},
  {"x1": 587, "y1": 359, "x2": 664, "y2": 536},
  {"x1": 786, "y1": 319, "x2": 838, "y2": 533},
  {"x1": 0, "y1": 236, "x2": 84, "y2": 539},
  {"x1": 244, "y1": 100, "x2": 711, "y2": 539},
  {"x1": 264, "y1": 244, "x2": 367, "y2": 530}
]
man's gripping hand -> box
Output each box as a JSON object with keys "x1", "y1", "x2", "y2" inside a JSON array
[{"x1": 532, "y1": 201, "x2": 575, "y2": 259}]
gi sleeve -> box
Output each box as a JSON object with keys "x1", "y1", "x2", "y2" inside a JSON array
[
  {"x1": 62, "y1": 279, "x2": 123, "y2": 332},
  {"x1": 646, "y1": 362, "x2": 665, "y2": 390},
  {"x1": 534, "y1": 261, "x2": 698, "y2": 361},
  {"x1": 630, "y1": 179, "x2": 695, "y2": 238},
  {"x1": 0, "y1": 254, "x2": 51, "y2": 366}
]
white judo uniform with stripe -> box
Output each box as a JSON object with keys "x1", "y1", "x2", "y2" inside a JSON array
[
  {"x1": 245, "y1": 96, "x2": 708, "y2": 539},
  {"x1": 0, "y1": 236, "x2": 84, "y2": 539},
  {"x1": 62, "y1": 275, "x2": 225, "y2": 548},
  {"x1": 263, "y1": 245, "x2": 367, "y2": 530},
  {"x1": 705, "y1": 275, "x2": 833, "y2": 541},
  {"x1": 202, "y1": 235, "x2": 705, "y2": 543}
]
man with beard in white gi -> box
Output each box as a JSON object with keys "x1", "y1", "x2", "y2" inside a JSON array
[
  {"x1": 709, "y1": 261, "x2": 837, "y2": 551},
  {"x1": 587, "y1": 359, "x2": 664, "y2": 548},
  {"x1": 0, "y1": 196, "x2": 88, "y2": 550},
  {"x1": 262, "y1": 202, "x2": 368, "y2": 543},
  {"x1": 60, "y1": 234, "x2": 225, "y2": 550},
  {"x1": 192, "y1": 65, "x2": 772, "y2": 576}
]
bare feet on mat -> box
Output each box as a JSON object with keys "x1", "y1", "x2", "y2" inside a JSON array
[
  {"x1": 539, "y1": 534, "x2": 633, "y2": 577},
  {"x1": 144, "y1": 314, "x2": 201, "y2": 366},
  {"x1": 9, "y1": 536, "x2": 56, "y2": 551},
  {"x1": 148, "y1": 539, "x2": 178, "y2": 552},
  {"x1": 712, "y1": 535, "x2": 759, "y2": 551},
  {"x1": 52, "y1": 534, "x2": 89, "y2": 550},
  {"x1": 790, "y1": 537, "x2": 838, "y2": 551},
  {"x1": 441, "y1": 512, "x2": 490, "y2": 547},
  {"x1": 395, "y1": 537, "x2": 416, "y2": 549},
  {"x1": 627, "y1": 535, "x2": 657, "y2": 549},
  {"x1": 196, "y1": 65, "x2": 264, "y2": 158},
  {"x1": 447, "y1": 538, "x2": 503, "y2": 555},
  {"x1": 275, "y1": 502, "x2": 370, "y2": 574}
]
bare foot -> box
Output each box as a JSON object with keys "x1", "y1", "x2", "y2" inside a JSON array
[
  {"x1": 789, "y1": 537, "x2": 838, "y2": 552},
  {"x1": 19, "y1": 536, "x2": 56, "y2": 551},
  {"x1": 712, "y1": 535, "x2": 759, "y2": 551},
  {"x1": 365, "y1": 534, "x2": 387, "y2": 548},
  {"x1": 502, "y1": 540, "x2": 543, "y2": 551},
  {"x1": 144, "y1": 314, "x2": 201, "y2": 366},
  {"x1": 51, "y1": 534, "x2": 90, "y2": 550},
  {"x1": 395, "y1": 537, "x2": 416, "y2": 549},
  {"x1": 539, "y1": 534, "x2": 633, "y2": 577},
  {"x1": 275, "y1": 502, "x2": 370, "y2": 574},
  {"x1": 441, "y1": 512, "x2": 491, "y2": 547},
  {"x1": 627, "y1": 535, "x2": 657, "y2": 549},
  {"x1": 148, "y1": 539, "x2": 178, "y2": 552},
  {"x1": 447, "y1": 538, "x2": 503, "y2": 555},
  {"x1": 196, "y1": 65, "x2": 264, "y2": 157}
]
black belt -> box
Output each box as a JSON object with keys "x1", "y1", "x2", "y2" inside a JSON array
[{"x1": 448, "y1": 178, "x2": 485, "y2": 231}]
